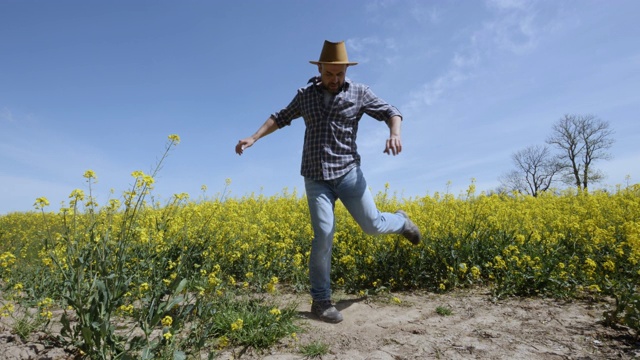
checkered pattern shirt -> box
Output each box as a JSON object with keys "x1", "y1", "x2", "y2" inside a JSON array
[{"x1": 272, "y1": 77, "x2": 402, "y2": 180}]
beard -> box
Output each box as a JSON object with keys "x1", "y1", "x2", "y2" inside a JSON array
[{"x1": 324, "y1": 81, "x2": 342, "y2": 94}]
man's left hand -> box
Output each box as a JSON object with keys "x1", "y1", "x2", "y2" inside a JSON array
[{"x1": 384, "y1": 136, "x2": 402, "y2": 156}]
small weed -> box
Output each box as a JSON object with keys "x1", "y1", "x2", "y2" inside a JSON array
[
  {"x1": 435, "y1": 306, "x2": 453, "y2": 316},
  {"x1": 300, "y1": 341, "x2": 330, "y2": 358},
  {"x1": 13, "y1": 314, "x2": 41, "y2": 340}
]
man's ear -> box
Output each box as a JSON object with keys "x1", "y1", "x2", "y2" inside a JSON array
[{"x1": 317, "y1": 64, "x2": 322, "y2": 74}]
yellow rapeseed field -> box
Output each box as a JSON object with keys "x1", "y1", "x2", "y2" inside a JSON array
[{"x1": 0, "y1": 135, "x2": 638, "y2": 357}]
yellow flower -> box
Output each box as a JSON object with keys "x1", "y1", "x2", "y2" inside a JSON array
[
  {"x1": 34, "y1": 197, "x2": 50, "y2": 209},
  {"x1": 587, "y1": 284, "x2": 601, "y2": 293},
  {"x1": 265, "y1": 276, "x2": 279, "y2": 293},
  {"x1": 493, "y1": 256, "x2": 507, "y2": 270},
  {"x1": 163, "y1": 332, "x2": 173, "y2": 341},
  {"x1": 1, "y1": 303, "x2": 15, "y2": 317},
  {"x1": 458, "y1": 263, "x2": 468, "y2": 275},
  {"x1": 83, "y1": 170, "x2": 97, "y2": 180},
  {"x1": 167, "y1": 260, "x2": 177, "y2": 270},
  {"x1": 392, "y1": 297, "x2": 402, "y2": 304},
  {"x1": 119, "y1": 304, "x2": 134, "y2": 315},
  {"x1": 131, "y1": 170, "x2": 155, "y2": 187},
  {"x1": 293, "y1": 253, "x2": 303, "y2": 267},
  {"x1": 69, "y1": 189, "x2": 85, "y2": 201},
  {"x1": 602, "y1": 260, "x2": 615, "y2": 272},
  {"x1": 470, "y1": 266, "x2": 481, "y2": 280},
  {"x1": 13, "y1": 283, "x2": 23, "y2": 291},
  {"x1": 161, "y1": 315, "x2": 173, "y2": 327},
  {"x1": 439, "y1": 283, "x2": 446, "y2": 290},
  {"x1": 38, "y1": 298, "x2": 53, "y2": 307},
  {"x1": 168, "y1": 134, "x2": 181, "y2": 144},
  {"x1": 0, "y1": 252, "x2": 17, "y2": 268},
  {"x1": 217, "y1": 335, "x2": 229, "y2": 349},
  {"x1": 208, "y1": 274, "x2": 221, "y2": 287},
  {"x1": 230, "y1": 318, "x2": 243, "y2": 331},
  {"x1": 139, "y1": 283, "x2": 150, "y2": 292},
  {"x1": 270, "y1": 308, "x2": 281, "y2": 316}
]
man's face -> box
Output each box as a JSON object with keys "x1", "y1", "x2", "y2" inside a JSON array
[{"x1": 318, "y1": 64, "x2": 348, "y2": 94}]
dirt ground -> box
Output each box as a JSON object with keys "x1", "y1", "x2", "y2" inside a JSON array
[{"x1": 2, "y1": 288, "x2": 639, "y2": 359}]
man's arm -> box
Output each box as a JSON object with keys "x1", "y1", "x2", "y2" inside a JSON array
[
  {"x1": 235, "y1": 116, "x2": 279, "y2": 155},
  {"x1": 384, "y1": 115, "x2": 403, "y2": 156}
]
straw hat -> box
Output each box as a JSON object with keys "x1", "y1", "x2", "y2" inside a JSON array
[{"x1": 309, "y1": 40, "x2": 358, "y2": 66}]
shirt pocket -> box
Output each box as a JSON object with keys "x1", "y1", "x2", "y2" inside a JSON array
[{"x1": 334, "y1": 99, "x2": 359, "y2": 121}]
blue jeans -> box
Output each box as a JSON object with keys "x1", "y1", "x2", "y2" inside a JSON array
[{"x1": 304, "y1": 166, "x2": 407, "y2": 301}]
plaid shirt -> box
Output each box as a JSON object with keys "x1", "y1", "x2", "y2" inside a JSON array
[{"x1": 272, "y1": 77, "x2": 402, "y2": 180}]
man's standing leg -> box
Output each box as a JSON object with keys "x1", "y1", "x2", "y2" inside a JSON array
[{"x1": 304, "y1": 178, "x2": 344, "y2": 323}]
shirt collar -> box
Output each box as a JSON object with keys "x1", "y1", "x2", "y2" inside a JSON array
[{"x1": 308, "y1": 76, "x2": 352, "y2": 93}]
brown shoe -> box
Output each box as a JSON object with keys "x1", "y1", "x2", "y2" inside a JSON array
[
  {"x1": 311, "y1": 300, "x2": 343, "y2": 323},
  {"x1": 396, "y1": 210, "x2": 421, "y2": 245}
]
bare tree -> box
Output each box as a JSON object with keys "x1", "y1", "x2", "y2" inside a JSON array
[
  {"x1": 546, "y1": 114, "x2": 614, "y2": 190},
  {"x1": 498, "y1": 169, "x2": 526, "y2": 195},
  {"x1": 500, "y1": 145, "x2": 562, "y2": 196}
]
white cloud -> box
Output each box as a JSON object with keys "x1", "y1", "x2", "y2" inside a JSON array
[
  {"x1": 365, "y1": 0, "x2": 400, "y2": 13},
  {"x1": 347, "y1": 37, "x2": 400, "y2": 66},
  {"x1": 484, "y1": 12, "x2": 538, "y2": 55},
  {"x1": 486, "y1": 0, "x2": 529, "y2": 11},
  {"x1": 347, "y1": 37, "x2": 378, "y2": 64},
  {"x1": 406, "y1": 69, "x2": 469, "y2": 109},
  {"x1": 410, "y1": 4, "x2": 441, "y2": 25},
  {"x1": 403, "y1": 0, "x2": 547, "y2": 112},
  {"x1": 452, "y1": 51, "x2": 480, "y2": 68},
  {"x1": 0, "y1": 107, "x2": 14, "y2": 122}
]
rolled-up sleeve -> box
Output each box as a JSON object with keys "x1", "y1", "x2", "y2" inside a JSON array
[
  {"x1": 362, "y1": 87, "x2": 402, "y2": 122},
  {"x1": 272, "y1": 91, "x2": 302, "y2": 128}
]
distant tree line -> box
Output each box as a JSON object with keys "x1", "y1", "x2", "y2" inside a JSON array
[{"x1": 499, "y1": 114, "x2": 615, "y2": 196}]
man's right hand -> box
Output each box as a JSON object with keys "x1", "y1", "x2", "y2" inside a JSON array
[
  {"x1": 235, "y1": 137, "x2": 255, "y2": 155},
  {"x1": 235, "y1": 117, "x2": 279, "y2": 155}
]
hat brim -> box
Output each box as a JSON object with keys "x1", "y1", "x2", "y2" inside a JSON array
[{"x1": 309, "y1": 61, "x2": 358, "y2": 66}]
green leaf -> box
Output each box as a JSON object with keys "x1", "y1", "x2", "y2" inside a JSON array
[
  {"x1": 174, "y1": 278, "x2": 187, "y2": 294},
  {"x1": 140, "y1": 347, "x2": 153, "y2": 360},
  {"x1": 173, "y1": 350, "x2": 187, "y2": 360},
  {"x1": 81, "y1": 326, "x2": 94, "y2": 346},
  {"x1": 60, "y1": 312, "x2": 72, "y2": 336},
  {"x1": 165, "y1": 295, "x2": 184, "y2": 312}
]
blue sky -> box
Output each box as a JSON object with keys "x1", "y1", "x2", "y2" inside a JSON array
[{"x1": 1, "y1": 0, "x2": 639, "y2": 214}]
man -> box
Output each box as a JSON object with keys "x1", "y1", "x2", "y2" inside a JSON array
[{"x1": 235, "y1": 40, "x2": 421, "y2": 323}]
